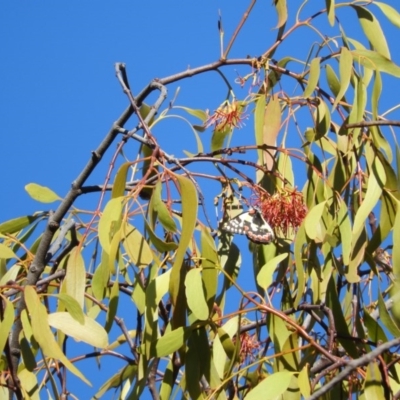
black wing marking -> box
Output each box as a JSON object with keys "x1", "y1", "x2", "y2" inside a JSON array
[{"x1": 222, "y1": 208, "x2": 274, "y2": 244}]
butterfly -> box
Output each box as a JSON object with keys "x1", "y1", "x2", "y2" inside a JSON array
[{"x1": 221, "y1": 208, "x2": 275, "y2": 244}]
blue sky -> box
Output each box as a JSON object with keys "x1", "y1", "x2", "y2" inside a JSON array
[{"x1": 2, "y1": 1, "x2": 400, "y2": 398}]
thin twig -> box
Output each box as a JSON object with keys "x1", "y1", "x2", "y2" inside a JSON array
[{"x1": 308, "y1": 337, "x2": 400, "y2": 400}]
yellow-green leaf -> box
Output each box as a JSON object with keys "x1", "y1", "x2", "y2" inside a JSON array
[
  {"x1": 64, "y1": 247, "x2": 86, "y2": 309},
  {"x1": 332, "y1": 47, "x2": 353, "y2": 111},
  {"x1": 150, "y1": 182, "x2": 177, "y2": 232},
  {"x1": 255, "y1": 95, "x2": 266, "y2": 166},
  {"x1": 200, "y1": 226, "x2": 218, "y2": 312},
  {"x1": 337, "y1": 199, "x2": 352, "y2": 266},
  {"x1": 24, "y1": 286, "x2": 90, "y2": 385},
  {"x1": 0, "y1": 243, "x2": 16, "y2": 260},
  {"x1": 112, "y1": 162, "x2": 130, "y2": 199},
  {"x1": 305, "y1": 201, "x2": 327, "y2": 241},
  {"x1": 364, "y1": 361, "x2": 384, "y2": 400},
  {"x1": 25, "y1": 183, "x2": 61, "y2": 203},
  {"x1": 0, "y1": 213, "x2": 44, "y2": 234},
  {"x1": 352, "y1": 154, "x2": 385, "y2": 240},
  {"x1": 374, "y1": 2, "x2": 400, "y2": 28},
  {"x1": 169, "y1": 175, "x2": 198, "y2": 308},
  {"x1": 352, "y1": 49, "x2": 400, "y2": 77},
  {"x1": 262, "y1": 95, "x2": 281, "y2": 172},
  {"x1": 352, "y1": 6, "x2": 390, "y2": 58},
  {"x1": 326, "y1": 0, "x2": 335, "y2": 26},
  {"x1": 257, "y1": 253, "x2": 288, "y2": 290},
  {"x1": 274, "y1": 0, "x2": 287, "y2": 29},
  {"x1": 211, "y1": 124, "x2": 232, "y2": 154},
  {"x1": 98, "y1": 197, "x2": 123, "y2": 253},
  {"x1": 392, "y1": 207, "x2": 400, "y2": 283},
  {"x1": 144, "y1": 219, "x2": 178, "y2": 253},
  {"x1": 55, "y1": 293, "x2": 85, "y2": 324},
  {"x1": 0, "y1": 263, "x2": 20, "y2": 286},
  {"x1": 105, "y1": 279, "x2": 119, "y2": 332},
  {"x1": 315, "y1": 99, "x2": 331, "y2": 139},
  {"x1": 298, "y1": 365, "x2": 311, "y2": 398},
  {"x1": 48, "y1": 312, "x2": 108, "y2": 348},
  {"x1": 150, "y1": 326, "x2": 192, "y2": 358},
  {"x1": 217, "y1": 327, "x2": 237, "y2": 360},
  {"x1": 185, "y1": 269, "x2": 209, "y2": 321},
  {"x1": 122, "y1": 222, "x2": 153, "y2": 267},
  {"x1": 0, "y1": 298, "x2": 14, "y2": 353},
  {"x1": 303, "y1": 57, "x2": 321, "y2": 98},
  {"x1": 245, "y1": 371, "x2": 294, "y2": 400},
  {"x1": 176, "y1": 106, "x2": 208, "y2": 122}
]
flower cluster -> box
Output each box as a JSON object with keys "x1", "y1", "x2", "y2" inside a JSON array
[
  {"x1": 205, "y1": 100, "x2": 248, "y2": 131},
  {"x1": 253, "y1": 188, "x2": 307, "y2": 236}
]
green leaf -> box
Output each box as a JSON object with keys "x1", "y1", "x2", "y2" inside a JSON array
[
  {"x1": 326, "y1": 277, "x2": 359, "y2": 358},
  {"x1": 303, "y1": 57, "x2": 321, "y2": 98},
  {"x1": 92, "y1": 251, "x2": 110, "y2": 300},
  {"x1": 0, "y1": 298, "x2": 13, "y2": 353},
  {"x1": 217, "y1": 327, "x2": 237, "y2": 360},
  {"x1": 392, "y1": 209, "x2": 400, "y2": 288},
  {"x1": 0, "y1": 213, "x2": 44, "y2": 234},
  {"x1": 332, "y1": 47, "x2": 353, "y2": 111},
  {"x1": 352, "y1": 6, "x2": 390, "y2": 58},
  {"x1": 304, "y1": 201, "x2": 327, "y2": 241},
  {"x1": 149, "y1": 182, "x2": 177, "y2": 232},
  {"x1": 24, "y1": 286, "x2": 90, "y2": 385},
  {"x1": 352, "y1": 147, "x2": 385, "y2": 240},
  {"x1": 112, "y1": 162, "x2": 130, "y2": 199},
  {"x1": 293, "y1": 223, "x2": 306, "y2": 307},
  {"x1": 325, "y1": 64, "x2": 340, "y2": 99},
  {"x1": 245, "y1": 371, "x2": 294, "y2": 400},
  {"x1": 122, "y1": 222, "x2": 153, "y2": 267},
  {"x1": 0, "y1": 264, "x2": 20, "y2": 286},
  {"x1": 257, "y1": 253, "x2": 288, "y2": 290},
  {"x1": 352, "y1": 49, "x2": 400, "y2": 77},
  {"x1": 364, "y1": 361, "x2": 385, "y2": 399},
  {"x1": 55, "y1": 293, "x2": 85, "y2": 324},
  {"x1": 169, "y1": 175, "x2": 197, "y2": 313},
  {"x1": 325, "y1": 0, "x2": 335, "y2": 26},
  {"x1": 185, "y1": 328, "x2": 210, "y2": 399},
  {"x1": 254, "y1": 95, "x2": 266, "y2": 166},
  {"x1": 98, "y1": 197, "x2": 123, "y2": 253},
  {"x1": 105, "y1": 279, "x2": 120, "y2": 332},
  {"x1": 64, "y1": 247, "x2": 86, "y2": 309},
  {"x1": 262, "y1": 95, "x2": 281, "y2": 172},
  {"x1": 337, "y1": 199, "x2": 352, "y2": 266},
  {"x1": 211, "y1": 125, "x2": 232, "y2": 154},
  {"x1": 268, "y1": 314, "x2": 291, "y2": 352},
  {"x1": 363, "y1": 308, "x2": 387, "y2": 344},
  {"x1": 200, "y1": 226, "x2": 218, "y2": 312},
  {"x1": 374, "y1": 2, "x2": 400, "y2": 28},
  {"x1": 149, "y1": 326, "x2": 192, "y2": 358},
  {"x1": 18, "y1": 369, "x2": 40, "y2": 399},
  {"x1": 48, "y1": 312, "x2": 108, "y2": 348},
  {"x1": 25, "y1": 183, "x2": 61, "y2": 203},
  {"x1": 274, "y1": 0, "x2": 287, "y2": 28},
  {"x1": 185, "y1": 268, "x2": 209, "y2": 321},
  {"x1": 175, "y1": 106, "x2": 208, "y2": 122},
  {"x1": 298, "y1": 365, "x2": 311, "y2": 398},
  {"x1": 212, "y1": 317, "x2": 238, "y2": 378},
  {"x1": 371, "y1": 71, "x2": 382, "y2": 120},
  {"x1": 378, "y1": 288, "x2": 400, "y2": 336},
  {"x1": 144, "y1": 218, "x2": 178, "y2": 252},
  {"x1": 0, "y1": 243, "x2": 16, "y2": 260},
  {"x1": 93, "y1": 364, "x2": 137, "y2": 399},
  {"x1": 315, "y1": 99, "x2": 331, "y2": 139}
]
